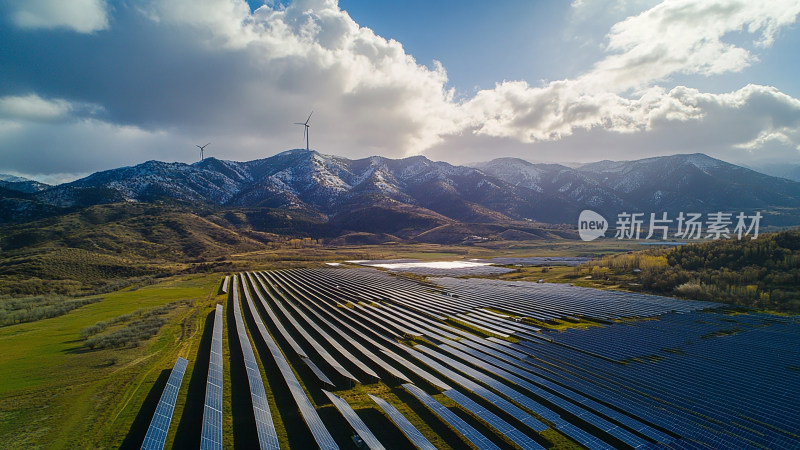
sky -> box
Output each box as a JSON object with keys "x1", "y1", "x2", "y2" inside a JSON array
[{"x1": 1, "y1": 0, "x2": 800, "y2": 184}]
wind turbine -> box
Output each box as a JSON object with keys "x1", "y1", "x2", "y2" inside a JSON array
[
  {"x1": 294, "y1": 111, "x2": 313, "y2": 151},
  {"x1": 196, "y1": 143, "x2": 210, "y2": 161}
]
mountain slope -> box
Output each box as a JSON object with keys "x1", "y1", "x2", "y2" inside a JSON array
[
  {"x1": 0, "y1": 174, "x2": 50, "y2": 194},
  {"x1": 4, "y1": 151, "x2": 800, "y2": 228},
  {"x1": 577, "y1": 153, "x2": 800, "y2": 210},
  {"x1": 476, "y1": 153, "x2": 800, "y2": 225}
]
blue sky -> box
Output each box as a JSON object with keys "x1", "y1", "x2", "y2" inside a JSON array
[
  {"x1": 337, "y1": 1, "x2": 574, "y2": 93},
  {"x1": 2, "y1": 0, "x2": 800, "y2": 183}
]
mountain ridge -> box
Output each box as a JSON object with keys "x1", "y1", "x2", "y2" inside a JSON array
[{"x1": 3, "y1": 151, "x2": 800, "y2": 230}]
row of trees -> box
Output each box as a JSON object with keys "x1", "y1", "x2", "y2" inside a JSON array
[
  {"x1": 583, "y1": 229, "x2": 800, "y2": 312},
  {"x1": 82, "y1": 300, "x2": 190, "y2": 349},
  {"x1": 0, "y1": 295, "x2": 101, "y2": 327}
]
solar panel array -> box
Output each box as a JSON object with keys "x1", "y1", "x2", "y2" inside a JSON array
[
  {"x1": 368, "y1": 394, "x2": 436, "y2": 450},
  {"x1": 238, "y1": 273, "x2": 339, "y2": 449},
  {"x1": 234, "y1": 275, "x2": 280, "y2": 450},
  {"x1": 133, "y1": 266, "x2": 799, "y2": 449},
  {"x1": 322, "y1": 390, "x2": 385, "y2": 450},
  {"x1": 200, "y1": 304, "x2": 224, "y2": 450},
  {"x1": 473, "y1": 256, "x2": 590, "y2": 266},
  {"x1": 246, "y1": 273, "x2": 336, "y2": 387},
  {"x1": 444, "y1": 389, "x2": 545, "y2": 450},
  {"x1": 403, "y1": 383, "x2": 500, "y2": 450},
  {"x1": 431, "y1": 276, "x2": 720, "y2": 320},
  {"x1": 140, "y1": 357, "x2": 188, "y2": 450},
  {"x1": 262, "y1": 268, "x2": 799, "y2": 449}
]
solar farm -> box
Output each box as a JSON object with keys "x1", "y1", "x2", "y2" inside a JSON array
[{"x1": 137, "y1": 268, "x2": 800, "y2": 449}]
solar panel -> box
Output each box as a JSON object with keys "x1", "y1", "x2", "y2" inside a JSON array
[
  {"x1": 322, "y1": 390, "x2": 385, "y2": 450},
  {"x1": 240, "y1": 273, "x2": 339, "y2": 449},
  {"x1": 403, "y1": 383, "x2": 499, "y2": 450},
  {"x1": 260, "y1": 271, "x2": 380, "y2": 380},
  {"x1": 268, "y1": 268, "x2": 800, "y2": 448},
  {"x1": 368, "y1": 394, "x2": 436, "y2": 450},
  {"x1": 235, "y1": 275, "x2": 280, "y2": 450},
  {"x1": 200, "y1": 303, "x2": 224, "y2": 450},
  {"x1": 221, "y1": 275, "x2": 230, "y2": 293},
  {"x1": 140, "y1": 357, "x2": 189, "y2": 450},
  {"x1": 270, "y1": 270, "x2": 413, "y2": 384},
  {"x1": 438, "y1": 341, "x2": 652, "y2": 446},
  {"x1": 444, "y1": 389, "x2": 545, "y2": 450},
  {"x1": 378, "y1": 349, "x2": 452, "y2": 391},
  {"x1": 269, "y1": 292, "x2": 361, "y2": 384},
  {"x1": 410, "y1": 347, "x2": 550, "y2": 433},
  {"x1": 259, "y1": 271, "x2": 450, "y2": 390}
]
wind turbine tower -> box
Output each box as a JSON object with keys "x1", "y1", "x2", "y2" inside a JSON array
[
  {"x1": 294, "y1": 111, "x2": 313, "y2": 151},
  {"x1": 196, "y1": 143, "x2": 210, "y2": 161}
]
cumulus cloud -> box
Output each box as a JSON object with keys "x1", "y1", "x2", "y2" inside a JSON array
[
  {"x1": 4, "y1": 0, "x2": 109, "y2": 33},
  {"x1": 0, "y1": 0, "x2": 465, "y2": 176},
  {"x1": 459, "y1": 0, "x2": 800, "y2": 161},
  {"x1": 593, "y1": 0, "x2": 800, "y2": 91},
  {"x1": 1, "y1": 0, "x2": 800, "y2": 181}
]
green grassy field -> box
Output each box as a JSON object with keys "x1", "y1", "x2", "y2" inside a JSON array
[
  {"x1": 0, "y1": 239, "x2": 645, "y2": 449},
  {"x1": 0, "y1": 273, "x2": 224, "y2": 449}
]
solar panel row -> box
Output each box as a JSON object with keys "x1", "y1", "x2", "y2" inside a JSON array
[
  {"x1": 368, "y1": 394, "x2": 436, "y2": 450},
  {"x1": 403, "y1": 383, "x2": 499, "y2": 450},
  {"x1": 322, "y1": 390, "x2": 385, "y2": 450},
  {"x1": 140, "y1": 357, "x2": 189, "y2": 450},
  {"x1": 200, "y1": 303, "x2": 224, "y2": 450},
  {"x1": 221, "y1": 275, "x2": 230, "y2": 294},
  {"x1": 235, "y1": 274, "x2": 280, "y2": 450},
  {"x1": 237, "y1": 273, "x2": 339, "y2": 449}
]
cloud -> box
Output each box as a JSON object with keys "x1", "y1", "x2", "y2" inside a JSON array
[
  {"x1": 430, "y1": 83, "x2": 800, "y2": 166},
  {"x1": 0, "y1": 118, "x2": 176, "y2": 175},
  {"x1": 1, "y1": 0, "x2": 800, "y2": 181},
  {"x1": 0, "y1": 0, "x2": 461, "y2": 170},
  {"x1": 0, "y1": 94, "x2": 71, "y2": 121},
  {"x1": 457, "y1": 0, "x2": 800, "y2": 161},
  {"x1": 4, "y1": 0, "x2": 109, "y2": 33},
  {"x1": 592, "y1": 0, "x2": 800, "y2": 91}
]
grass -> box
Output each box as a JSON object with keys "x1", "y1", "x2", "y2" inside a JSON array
[
  {"x1": 0, "y1": 238, "x2": 651, "y2": 448},
  {"x1": 0, "y1": 272, "x2": 223, "y2": 449}
]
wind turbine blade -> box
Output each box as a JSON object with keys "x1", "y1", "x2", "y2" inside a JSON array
[
  {"x1": 305, "y1": 110, "x2": 313, "y2": 124},
  {"x1": 294, "y1": 122, "x2": 305, "y2": 125}
]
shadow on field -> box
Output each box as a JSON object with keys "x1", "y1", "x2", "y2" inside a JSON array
[
  {"x1": 173, "y1": 309, "x2": 215, "y2": 448},
  {"x1": 357, "y1": 406, "x2": 411, "y2": 448},
  {"x1": 227, "y1": 293, "x2": 260, "y2": 447},
  {"x1": 119, "y1": 368, "x2": 170, "y2": 449}
]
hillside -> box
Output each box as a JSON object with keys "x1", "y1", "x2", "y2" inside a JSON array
[
  {"x1": 4, "y1": 151, "x2": 800, "y2": 227},
  {"x1": 475, "y1": 153, "x2": 800, "y2": 226},
  {"x1": 0, "y1": 204, "x2": 287, "y2": 296},
  {"x1": 577, "y1": 229, "x2": 800, "y2": 312}
]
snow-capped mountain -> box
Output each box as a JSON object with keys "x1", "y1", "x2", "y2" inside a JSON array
[
  {"x1": 0, "y1": 174, "x2": 50, "y2": 194},
  {"x1": 476, "y1": 153, "x2": 800, "y2": 223},
  {"x1": 4, "y1": 151, "x2": 800, "y2": 227}
]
